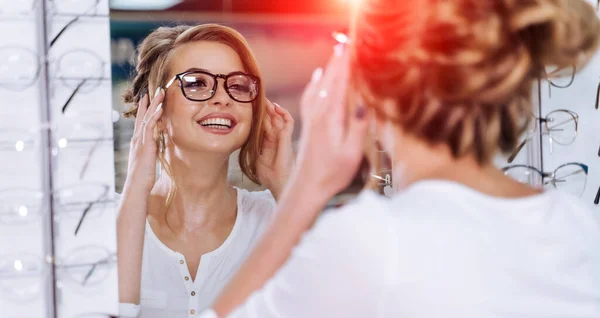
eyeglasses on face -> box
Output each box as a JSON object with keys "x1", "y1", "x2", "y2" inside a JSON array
[{"x1": 165, "y1": 69, "x2": 260, "y2": 103}]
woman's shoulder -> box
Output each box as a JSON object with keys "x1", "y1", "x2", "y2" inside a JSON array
[{"x1": 320, "y1": 190, "x2": 394, "y2": 225}]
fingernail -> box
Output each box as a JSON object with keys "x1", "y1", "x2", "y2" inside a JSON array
[
  {"x1": 154, "y1": 87, "x2": 161, "y2": 98},
  {"x1": 273, "y1": 102, "x2": 281, "y2": 108},
  {"x1": 355, "y1": 105, "x2": 366, "y2": 119},
  {"x1": 311, "y1": 68, "x2": 323, "y2": 82},
  {"x1": 155, "y1": 103, "x2": 163, "y2": 113}
]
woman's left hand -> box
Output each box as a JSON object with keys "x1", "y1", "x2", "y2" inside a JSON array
[{"x1": 256, "y1": 99, "x2": 295, "y2": 200}]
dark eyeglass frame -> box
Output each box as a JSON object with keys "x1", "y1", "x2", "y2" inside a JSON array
[
  {"x1": 595, "y1": 81, "x2": 599, "y2": 110},
  {"x1": 165, "y1": 70, "x2": 260, "y2": 103}
]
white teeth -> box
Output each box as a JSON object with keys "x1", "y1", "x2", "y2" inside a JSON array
[{"x1": 199, "y1": 117, "x2": 232, "y2": 128}]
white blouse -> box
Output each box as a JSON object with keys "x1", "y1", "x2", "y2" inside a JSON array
[
  {"x1": 200, "y1": 180, "x2": 600, "y2": 318},
  {"x1": 119, "y1": 187, "x2": 276, "y2": 318}
]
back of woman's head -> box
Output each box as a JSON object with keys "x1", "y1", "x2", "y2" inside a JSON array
[
  {"x1": 351, "y1": 0, "x2": 600, "y2": 163},
  {"x1": 122, "y1": 24, "x2": 266, "y2": 186}
]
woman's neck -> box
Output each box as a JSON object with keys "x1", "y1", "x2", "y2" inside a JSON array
[
  {"x1": 390, "y1": 136, "x2": 540, "y2": 198},
  {"x1": 151, "y1": 148, "x2": 238, "y2": 233}
]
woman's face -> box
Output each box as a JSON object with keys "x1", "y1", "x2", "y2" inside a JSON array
[{"x1": 160, "y1": 41, "x2": 254, "y2": 155}]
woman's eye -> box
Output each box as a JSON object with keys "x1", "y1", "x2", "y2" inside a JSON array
[
  {"x1": 184, "y1": 79, "x2": 208, "y2": 88},
  {"x1": 228, "y1": 84, "x2": 250, "y2": 92}
]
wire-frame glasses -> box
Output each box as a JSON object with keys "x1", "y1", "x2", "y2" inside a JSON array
[
  {"x1": 0, "y1": 122, "x2": 113, "y2": 180},
  {"x1": 543, "y1": 64, "x2": 576, "y2": 98},
  {"x1": 0, "y1": 47, "x2": 108, "y2": 115},
  {"x1": 0, "y1": 183, "x2": 115, "y2": 236},
  {"x1": 507, "y1": 109, "x2": 578, "y2": 163},
  {"x1": 0, "y1": 245, "x2": 116, "y2": 302},
  {"x1": 503, "y1": 163, "x2": 588, "y2": 197}
]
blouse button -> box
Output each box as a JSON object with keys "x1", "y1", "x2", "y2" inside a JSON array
[
  {"x1": 191, "y1": 291, "x2": 196, "y2": 296},
  {"x1": 180, "y1": 260, "x2": 184, "y2": 264},
  {"x1": 190, "y1": 309, "x2": 196, "y2": 315},
  {"x1": 185, "y1": 276, "x2": 190, "y2": 281}
]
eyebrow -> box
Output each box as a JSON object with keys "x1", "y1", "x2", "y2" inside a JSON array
[
  {"x1": 182, "y1": 67, "x2": 211, "y2": 74},
  {"x1": 180, "y1": 68, "x2": 246, "y2": 76}
]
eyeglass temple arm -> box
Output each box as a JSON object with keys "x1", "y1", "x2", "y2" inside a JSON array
[
  {"x1": 74, "y1": 186, "x2": 109, "y2": 236},
  {"x1": 50, "y1": 15, "x2": 81, "y2": 47},
  {"x1": 61, "y1": 79, "x2": 87, "y2": 113},
  {"x1": 80, "y1": 136, "x2": 103, "y2": 179},
  {"x1": 81, "y1": 263, "x2": 98, "y2": 286},
  {"x1": 80, "y1": 253, "x2": 116, "y2": 286},
  {"x1": 508, "y1": 138, "x2": 529, "y2": 163},
  {"x1": 165, "y1": 75, "x2": 177, "y2": 89},
  {"x1": 595, "y1": 81, "x2": 599, "y2": 110}
]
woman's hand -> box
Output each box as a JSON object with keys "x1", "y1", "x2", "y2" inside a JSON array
[
  {"x1": 256, "y1": 99, "x2": 295, "y2": 200},
  {"x1": 124, "y1": 88, "x2": 164, "y2": 194},
  {"x1": 118, "y1": 88, "x2": 164, "y2": 305},
  {"x1": 291, "y1": 46, "x2": 369, "y2": 202}
]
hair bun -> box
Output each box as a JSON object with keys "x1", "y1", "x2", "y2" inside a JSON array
[{"x1": 510, "y1": 0, "x2": 600, "y2": 74}]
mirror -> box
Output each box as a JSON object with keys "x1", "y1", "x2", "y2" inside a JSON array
[{"x1": 109, "y1": 2, "x2": 350, "y2": 317}]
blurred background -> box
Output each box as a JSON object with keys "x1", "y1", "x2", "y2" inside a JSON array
[{"x1": 110, "y1": 0, "x2": 350, "y2": 192}]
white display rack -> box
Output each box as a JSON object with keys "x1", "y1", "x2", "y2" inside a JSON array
[{"x1": 0, "y1": 1, "x2": 118, "y2": 317}]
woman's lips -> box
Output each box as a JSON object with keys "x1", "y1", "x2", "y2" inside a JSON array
[{"x1": 196, "y1": 113, "x2": 237, "y2": 134}]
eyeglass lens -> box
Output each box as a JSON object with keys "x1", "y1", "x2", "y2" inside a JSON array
[
  {"x1": 0, "y1": 47, "x2": 40, "y2": 90},
  {"x1": 181, "y1": 72, "x2": 258, "y2": 102},
  {"x1": 504, "y1": 164, "x2": 587, "y2": 197},
  {"x1": 549, "y1": 164, "x2": 587, "y2": 197},
  {"x1": 544, "y1": 110, "x2": 577, "y2": 145}
]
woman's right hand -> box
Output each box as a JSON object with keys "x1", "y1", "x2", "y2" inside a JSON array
[{"x1": 124, "y1": 88, "x2": 164, "y2": 193}]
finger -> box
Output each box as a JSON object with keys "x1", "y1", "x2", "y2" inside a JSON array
[
  {"x1": 134, "y1": 93, "x2": 149, "y2": 134},
  {"x1": 142, "y1": 106, "x2": 163, "y2": 146},
  {"x1": 299, "y1": 67, "x2": 324, "y2": 118},
  {"x1": 263, "y1": 108, "x2": 274, "y2": 139},
  {"x1": 141, "y1": 88, "x2": 164, "y2": 125},
  {"x1": 324, "y1": 48, "x2": 350, "y2": 116},
  {"x1": 265, "y1": 99, "x2": 277, "y2": 117},
  {"x1": 309, "y1": 49, "x2": 349, "y2": 120},
  {"x1": 273, "y1": 103, "x2": 293, "y2": 134},
  {"x1": 333, "y1": 62, "x2": 352, "y2": 141}
]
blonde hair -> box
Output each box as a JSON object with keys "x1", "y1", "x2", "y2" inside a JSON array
[
  {"x1": 351, "y1": 0, "x2": 600, "y2": 164},
  {"x1": 122, "y1": 24, "x2": 266, "y2": 204}
]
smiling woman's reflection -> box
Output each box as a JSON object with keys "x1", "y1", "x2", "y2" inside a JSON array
[{"x1": 116, "y1": 24, "x2": 294, "y2": 318}]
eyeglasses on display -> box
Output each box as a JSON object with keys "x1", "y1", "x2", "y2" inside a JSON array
[
  {"x1": 0, "y1": 245, "x2": 116, "y2": 302},
  {"x1": 0, "y1": 0, "x2": 106, "y2": 17},
  {"x1": 0, "y1": 47, "x2": 109, "y2": 106},
  {"x1": 543, "y1": 65, "x2": 576, "y2": 98},
  {"x1": 502, "y1": 162, "x2": 588, "y2": 197},
  {"x1": 507, "y1": 109, "x2": 578, "y2": 163},
  {"x1": 0, "y1": 183, "x2": 114, "y2": 236}
]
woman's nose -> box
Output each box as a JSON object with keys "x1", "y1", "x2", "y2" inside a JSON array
[{"x1": 208, "y1": 80, "x2": 232, "y2": 107}]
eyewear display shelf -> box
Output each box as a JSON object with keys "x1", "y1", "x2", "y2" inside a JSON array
[
  {"x1": 0, "y1": 1, "x2": 118, "y2": 317},
  {"x1": 496, "y1": 0, "x2": 600, "y2": 210}
]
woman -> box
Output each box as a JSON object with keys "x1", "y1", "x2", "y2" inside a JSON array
[
  {"x1": 199, "y1": 0, "x2": 600, "y2": 317},
  {"x1": 117, "y1": 24, "x2": 294, "y2": 317}
]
